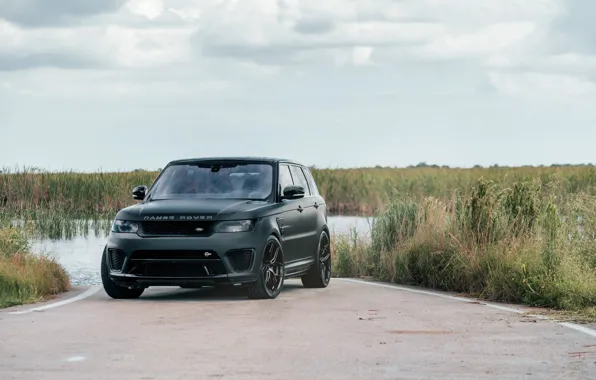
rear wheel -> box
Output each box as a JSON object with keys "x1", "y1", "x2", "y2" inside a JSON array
[
  {"x1": 101, "y1": 247, "x2": 144, "y2": 299},
  {"x1": 247, "y1": 236, "x2": 285, "y2": 299},
  {"x1": 301, "y1": 230, "x2": 332, "y2": 288}
]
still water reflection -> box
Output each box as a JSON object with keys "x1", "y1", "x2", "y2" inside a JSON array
[{"x1": 30, "y1": 216, "x2": 373, "y2": 286}]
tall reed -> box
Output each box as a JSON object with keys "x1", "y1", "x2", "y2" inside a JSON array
[
  {"x1": 2, "y1": 165, "x2": 596, "y2": 239},
  {"x1": 331, "y1": 178, "x2": 596, "y2": 312},
  {"x1": 2, "y1": 165, "x2": 596, "y2": 220}
]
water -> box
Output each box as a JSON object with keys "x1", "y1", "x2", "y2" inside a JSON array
[{"x1": 30, "y1": 216, "x2": 373, "y2": 287}]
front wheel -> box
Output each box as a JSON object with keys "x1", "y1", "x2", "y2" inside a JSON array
[
  {"x1": 247, "y1": 235, "x2": 285, "y2": 299},
  {"x1": 301, "y1": 230, "x2": 332, "y2": 288},
  {"x1": 101, "y1": 247, "x2": 144, "y2": 299}
]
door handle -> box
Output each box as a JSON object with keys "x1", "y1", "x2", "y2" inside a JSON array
[
  {"x1": 297, "y1": 205, "x2": 303, "y2": 212},
  {"x1": 314, "y1": 202, "x2": 319, "y2": 209}
]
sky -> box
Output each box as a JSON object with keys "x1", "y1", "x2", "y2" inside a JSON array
[{"x1": 1, "y1": 0, "x2": 595, "y2": 172}]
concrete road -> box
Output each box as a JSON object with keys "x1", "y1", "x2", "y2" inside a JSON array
[{"x1": 0, "y1": 279, "x2": 595, "y2": 380}]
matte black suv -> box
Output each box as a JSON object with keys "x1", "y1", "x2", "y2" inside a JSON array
[{"x1": 101, "y1": 157, "x2": 331, "y2": 300}]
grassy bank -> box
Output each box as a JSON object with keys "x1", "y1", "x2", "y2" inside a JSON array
[
  {"x1": 0, "y1": 226, "x2": 70, "y2": 308},
  {"x1": 331, "y1": 178, "x2": 596, "y2": 316},
  {"x1": 2, "y1": 165, "x2": 596, "y2": 220}
]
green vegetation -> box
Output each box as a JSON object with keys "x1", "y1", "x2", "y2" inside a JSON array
[
  {"x1": 332, "y1": 177, "x2": 596, "y2": 316},
  {"x1": 0, "y1": 226, "x2": 70, "y2": 308},
  {"x1": 2, "y1": 164, "x2": 596, "y2": 219},
  {"x1": 312, "y1": 164, "x2": 596, "y2": 214}
]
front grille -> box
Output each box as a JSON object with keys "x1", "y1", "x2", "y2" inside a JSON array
[
  {"x1": 227, "y1": 249, "x2": 254, "y2": 272},
  {"x1": 130, "y1": 250, "x2": 219, "y2": 260},
  {"x1": 139, "y1": 221, "x2": 214, "y2": 236},
  {"x1": 108, "y1": 249, "x2": 125, "y2": 271},
  {"x1": 125, "y1": 249, "x2": 227, "y2": 277}
]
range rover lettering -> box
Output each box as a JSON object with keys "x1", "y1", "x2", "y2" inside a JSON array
[{"x1": 101, "y1": 157, "x2": 331, "y2": 300}]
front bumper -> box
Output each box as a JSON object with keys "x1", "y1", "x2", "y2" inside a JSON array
[{"x1": 105, "y1": 230, "x2": 266, "y2": 288}]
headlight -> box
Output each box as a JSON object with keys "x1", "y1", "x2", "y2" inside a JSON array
[
  {"x1": 214, "y1": 220, "x2": 255, "y2": 233},
  {"x1": 111, "y1": 219, "x2": 139, "y2": 233}
]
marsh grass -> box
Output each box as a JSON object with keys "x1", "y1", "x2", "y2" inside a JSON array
[
  {"x1": 3, "y1": 165, "x2": 596, "y2": 221},
  {"x1": 0, "y1": 226, "x2": 70, "y2": 308},
  {"x1": 312, "y1": 165, "x2": 596, "y2": 214},
  {"x1": 331, "y1": 178, "x2": 596, "y2": 314},
  {"x1": 4, "y1": 165, "x2": 596, "y2": 239}
]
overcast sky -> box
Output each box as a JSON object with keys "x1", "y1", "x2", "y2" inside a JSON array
[{"x1": 1, "y1": 0, "x2": 595, "y2": 171}]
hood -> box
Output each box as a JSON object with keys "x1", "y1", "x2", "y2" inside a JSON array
[{"x1": 116, "y1": 198, "x2": 275, "y2": 221}]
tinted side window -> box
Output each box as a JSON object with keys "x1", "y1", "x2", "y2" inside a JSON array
[
  {"x1": 278, "y1": 164, "x2": 294, "y2": 195},
  {"x1": 290, "y1": 165, "x2": 311, "y2": 196},
  {"x1": 302, "y1": 167, "x2": 320, "y2": 196}
]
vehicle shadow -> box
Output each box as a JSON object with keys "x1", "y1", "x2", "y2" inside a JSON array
[{"x1": 136, "y1": 281, "x2": 305, "y2": 302}]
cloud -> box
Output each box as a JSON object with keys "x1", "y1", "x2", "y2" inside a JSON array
[
  {"x1": 0, "y1": 21, "x2": 107, "y2": 70},
  {"x1": 196, "y1": 20, "x2": 436, "y2": 66},
  {"x1": 190, "y1": 0, "x2": 565, "y2": 70},
  {"x1": 101, "y1": 25, "x2": 195, "y2": 68},
  {"x1": 0, "y1": 0, "x2": 126, "y2": 27},
  {"x1": 0, "y1": 19, "x2": 195, "y2": 71},
  {"x1": 196, "y1": 21, "x2": 443, "y2": 66},
  {"x1": 0, "y1": 52, "x2": 103, "y2": 71},
  {"x1": 192, "y1": 0, "x2": 445, "y2": 66},
  {"x1": 415, "y1": 22, "x2": 538, "y2": 61},
  {"x1": 0, "y1": 0, "x2": 570, "y2": 70},
  {"x1": 293, "y1": 18, "x2": 335, "y2": 35},
  {"x1": 548, "y1": 0, "x2": 596, "y2": 54},
  {"x1": 1, "y1": 0, "x2": 596, "y2": 101},
  {"x1": 351, "y1": 46, "x2": 374, "y2": 66},
  {"x1": 125, "y1": 0, "x2": 164, "y2": 20},
  {"x1": 488, "y1": 71, "x2": 596, "y2": 100},
  {"x1": 0, "y1": 66, "x2": 231, "y2": 99}
]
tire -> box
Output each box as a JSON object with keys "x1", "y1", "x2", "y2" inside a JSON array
[
  {"x1": 247, "y1": 235, "x2": 285, "y2": 299},
  {"x1": 301, "y1": 230, "x2": 332, "y2": 288},
  {"x1": 101, "y1": 247, "x2": 144, "y2": 299}
]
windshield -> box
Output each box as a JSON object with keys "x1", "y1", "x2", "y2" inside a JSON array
[{"x1": 149, "y1": 162, "x2": 274, "y2": 201}]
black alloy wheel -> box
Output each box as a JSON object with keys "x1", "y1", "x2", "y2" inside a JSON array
[
  {"x1": 247, "y1": 236, "x2": 285, "y2": 299},
  {"x1": 301, "y1": 230, "x2": 332, "y2": 288}
]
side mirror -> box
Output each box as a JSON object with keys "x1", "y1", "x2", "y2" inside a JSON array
[
  {"x1": 281, "y1": 185, "x2": 305, "y2": 200},
  {"x1": 132, "y1": 185, "x2": 147, "y2": 200}
]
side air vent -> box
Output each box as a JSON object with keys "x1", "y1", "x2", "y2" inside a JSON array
[
  {"x1": 227, "y1": 249, "x2": 254, "y2": 272},
  {"x1": 108, "y1": 249, "x2": 126, "y2": 272}
]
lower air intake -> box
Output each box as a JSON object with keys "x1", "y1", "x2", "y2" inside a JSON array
[
  {"x1": 227, "y1": 249, "x2": 254, "y2": 272},
  {"x1": 108, "y1": 249, "x2": 125, "y2": 272}
]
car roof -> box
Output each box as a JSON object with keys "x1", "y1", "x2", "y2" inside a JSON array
[{"x1": 167, "y1": 156, "x2": 306, "y2": 167}]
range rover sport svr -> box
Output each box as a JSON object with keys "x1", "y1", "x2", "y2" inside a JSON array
[{"x1": 101, "y1": 157, "x2": 332, "y2": 300}]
